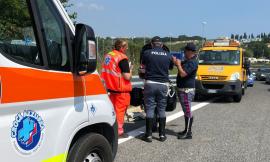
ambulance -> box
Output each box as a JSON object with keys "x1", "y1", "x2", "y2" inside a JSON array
[
  {"x1": 0, "y1": 0, "x2": 117, "y2": 162},
  {"x1": 196, "y1": 38, "x2": 248, "y2": 102}
]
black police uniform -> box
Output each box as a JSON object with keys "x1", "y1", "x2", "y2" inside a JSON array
[
  {"x1": 139, "y1": 43, "x2": 170, "y2": 132},
  {"x1": 141, "y1": 39, "x2": 173, "y2": 142}
]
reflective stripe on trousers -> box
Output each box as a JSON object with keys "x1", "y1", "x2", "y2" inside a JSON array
[{"x1": 177, "y1": 90, "x2": 195, "y2": 118}]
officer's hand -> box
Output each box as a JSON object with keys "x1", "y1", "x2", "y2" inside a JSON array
[
  {"x1": 176, "y1": 59, "x2": 181, "y2": 66},
  {"x1": 172, "y1": 56, "x2": 181, "y2": 66},
  {"x1": 172, "y1": 56, "x2": 177, "y2": 64}
]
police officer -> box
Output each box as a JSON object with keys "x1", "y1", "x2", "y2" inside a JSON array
[
  {"x1": 139, "y1": 42, "x2": 170, "y2": 133},
  {"x1": 173, "y1": 43, "x2": 198, "y2": 139},
  {"x1": 141, "y1": 36, "x2": 174, "y2": 142},
  {"x1": 101, "y1": 39, "x2": 132, "y2": 138}
]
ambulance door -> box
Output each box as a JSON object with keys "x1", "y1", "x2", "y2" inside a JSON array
[
  {"x1": 73, "y1": 25, "x2": 115, "y2": 125},
  {"x1": 0, "y1": 0, "x2": 88, "y2": 161}
]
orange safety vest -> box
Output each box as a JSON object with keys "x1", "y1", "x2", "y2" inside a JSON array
[{"x1": 101, "y1": 50, "x2": 132, "y2": 92}]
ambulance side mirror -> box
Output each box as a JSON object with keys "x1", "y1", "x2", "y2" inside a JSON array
[{"x1": 74, "y1": 24, "x2": 97, "y2": 75}]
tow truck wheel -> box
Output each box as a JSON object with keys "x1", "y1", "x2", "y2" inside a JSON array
[
  {"x1": 67, "y1": 133, "x2": 113, "y2": 162},
  {"x1": 233, "y1": 93, "x2": 242, "y2": 102}
]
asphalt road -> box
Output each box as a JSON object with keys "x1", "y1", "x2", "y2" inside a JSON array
[{"x1": 114, "y1": 81, "x2": 270, "y2": 162}]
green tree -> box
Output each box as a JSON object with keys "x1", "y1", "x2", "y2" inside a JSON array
[
  {"x1": 231, "y1": 34, "x2": 235, "y2": 39},
  {"x1": 0, "y1": 0, "x2": 76, "y2": 40},
  {"x1": 243, "y1": 32, "x2": 247, "y2": 39},
  {"x1": 244, "y1": 49, "x2": 254, "y2": 57},
  {"x1": 261, "y1": 33, "x2": 264, "y2": 39},
  {"x1": 247, "y1": 41, "x2": 269, "y2": 58},
  {"x1": 0, "y1": 0, "x2": 31, "y2": 40},
  {"x1": 239, "y1": 35, "x2": 243, "y2": 40},
  {"x1": 59, "y1": 0, "x2": 77, "y2": 22},
  {"x1": 235, "y1": 34, "x2": 239, "y2": 40}
]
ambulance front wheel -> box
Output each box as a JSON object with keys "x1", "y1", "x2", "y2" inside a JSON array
[{"x1": 67, "y1": 133, "x2": 113, "y2": 162}]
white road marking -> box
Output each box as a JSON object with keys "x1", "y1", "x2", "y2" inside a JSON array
[{"x1": 118, "y1": 100, "x2": 214, "y2": 144}]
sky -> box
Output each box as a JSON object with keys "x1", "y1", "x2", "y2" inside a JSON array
[{"x1": 69, "y1": 0, "x2": 270, "y2": 39}]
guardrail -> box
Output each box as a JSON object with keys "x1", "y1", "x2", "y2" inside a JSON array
[{"x1": 131, "y1": 75, "x2": 177, "y2": 87}]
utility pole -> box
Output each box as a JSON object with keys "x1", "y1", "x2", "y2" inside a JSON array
[
  {"x1": 102, "y1": 39, "x2": 104, "y2": 55},
  {"x1": 169, "y1": 33, "x2": 172, "y2": 51},
  {"x1": 132, "y1": 36, "x2": 136, "y2": 63},
  {"x1": 143, "y1": 36, "x2": 146, "y2": 45},
  {"x1": 111, "y1": 36, "x2": 115, "y2": 49},
  {"x1": 96, "y1": 36, "x2": 99, "y2": 56},
  {"x1": 202, "y1": 21, "x2": 207, "y2": 46}
]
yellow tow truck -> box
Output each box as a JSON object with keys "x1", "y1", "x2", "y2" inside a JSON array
[{"x1": 195, "y1": 38, "x2": 248, "y2": 102}]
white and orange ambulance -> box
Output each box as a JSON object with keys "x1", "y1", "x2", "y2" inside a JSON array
[{"x1": 0, "y1": 0, "x2": 117, "y2": 161}]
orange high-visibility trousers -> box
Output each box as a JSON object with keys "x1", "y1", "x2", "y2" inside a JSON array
[{"x1": 109, "y1": 92, "x2": 130, "y2": 135}]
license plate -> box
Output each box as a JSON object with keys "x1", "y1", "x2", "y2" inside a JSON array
[{"x1": 208, "y1": 89, "x2": 217, "y2": 93}]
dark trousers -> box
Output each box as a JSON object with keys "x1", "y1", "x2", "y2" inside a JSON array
[
  {"x1": 144, "y1": 83, "x2": 168, "y2": 118},
  {"x1": 178, "y1": 90, "x2": 195, "y2": 118}
]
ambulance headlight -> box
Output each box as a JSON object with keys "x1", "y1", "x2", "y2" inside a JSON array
[{"x1": 230, "y1": 72, "x2": 240, "y2": 80}]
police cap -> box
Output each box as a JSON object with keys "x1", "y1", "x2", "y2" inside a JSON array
[
  {"x1": 184, "y1": 43, "x2": 196, "y2": 52},
  {"x1": 151, "y1": 36, "x2": 162, "y2": 43}
]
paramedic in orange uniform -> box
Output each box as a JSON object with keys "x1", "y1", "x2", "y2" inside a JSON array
[{"x1": 101, "y1": 39, "x2": 132, "y2": 138}]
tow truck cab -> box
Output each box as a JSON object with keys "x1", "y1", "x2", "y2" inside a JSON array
[{"x1": 196, "y1": 38, "x2": 248, "y2": 102}]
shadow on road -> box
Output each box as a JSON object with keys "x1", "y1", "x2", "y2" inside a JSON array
[
  {"x1": 257, "y1": 81, "x2": 268, "y2": 85},
  {"x1": 124, "y1": 119, "x2": 145, "y2": 132},
  {"x1": 195, "y1": 95, "x2": 234, "y2": 104},
  {"x1": 211, "y1": 96, "x2": 235, "y2": 103},
  {"x1": 165, "y1": 128, "x2": 178, "y2": 137}
]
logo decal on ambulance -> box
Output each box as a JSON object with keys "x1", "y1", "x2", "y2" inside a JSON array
[
  {"x1": 105, "y1": 56, "x2": 111, "y2": 65},
  {"x1": 90, "y1": 104, "x2": 96, "y2": 115},
  {"x1": 11, "y1": 110, "x2": 45, "y2": 155}
]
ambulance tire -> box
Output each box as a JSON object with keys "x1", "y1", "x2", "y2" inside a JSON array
[{"x1": 67, "y1": 133, "x2": 113, "y2": 162}]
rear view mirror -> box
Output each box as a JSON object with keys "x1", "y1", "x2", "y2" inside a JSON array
[{"x1": 74, "y1": 24, "x2": 97, "y2": 75}]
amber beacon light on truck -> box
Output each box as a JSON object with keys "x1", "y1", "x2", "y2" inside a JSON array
[{"x1": 203, "y1": 39, "x2": 240, "y2": 47}]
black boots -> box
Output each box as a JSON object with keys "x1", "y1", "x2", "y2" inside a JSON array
[
  {"x1": 178, "y1": 116, "x2": 188, "y2": 136},
  {"x1": 178, "y1": 117, "x2": 193, "y2": 139},
  {"x1": 143, "y1": 118, "x2": 153, "y2": 142},
  {"x1": 159, "y1": 118, "x2": 167, "y2": 142},
  {"x1": 152, "y1": 110, "x2": 159, "y2": 132},
  {"x1": 152, "y1": 116, "x2": 158, "y2": 132},
  {"x1": 143, "y1": 117, "x2": 167, "y2": 142}
]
